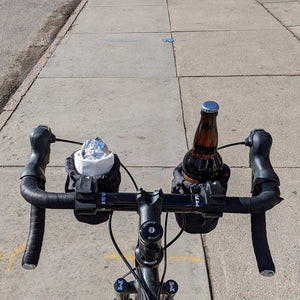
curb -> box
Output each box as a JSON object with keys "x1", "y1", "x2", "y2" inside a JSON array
[{"x1": 0, "y1": 0, "x2": 88, "y2": 131}]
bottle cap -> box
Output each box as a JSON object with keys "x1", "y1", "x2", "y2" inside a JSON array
[{"x1": 201, "y1": 101, "x2": 219, "y2": 113}]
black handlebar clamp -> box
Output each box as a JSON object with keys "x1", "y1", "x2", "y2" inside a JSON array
[
  {"x1": 199, "y1": 181, "x2": 226, "y2": 218},
  {"x1": 74, "y1": 176, "x2": 98, "y2": 215}
]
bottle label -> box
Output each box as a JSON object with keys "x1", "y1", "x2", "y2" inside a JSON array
[
  {"x1": 192, "y1": 150, "x2": 217, "y2": 159},
  {"x1": 183, "y1": 173, "x2": 199, "y2": 184}
]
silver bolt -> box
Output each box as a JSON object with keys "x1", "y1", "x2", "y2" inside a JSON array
[{"x1": 148, "y1": 227, "x2": 156, "y2": 234}]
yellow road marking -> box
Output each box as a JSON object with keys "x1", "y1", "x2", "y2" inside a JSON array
[
  {"x1": 167, "y1": 255, "x2": 200, "y2": 262},
  {"x1": 5, "y1": 242, "x2": 26, "y2": 272},
  {"x1": 1, "y1": 244, "x2": 201, "y2": 273},
  {"x1": 0, "y1": 252, "x2": 8, "y2": 260},
  {"x1": 105, "y1": 253, "x2": 135, "y2": 261},
  {"x1": 105, "y1": 253, "x2": 200, "y2": 262}
]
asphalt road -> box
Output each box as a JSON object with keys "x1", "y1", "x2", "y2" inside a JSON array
[{"x1": 0, "y1": 0, "x2": 82, "y2": 111}]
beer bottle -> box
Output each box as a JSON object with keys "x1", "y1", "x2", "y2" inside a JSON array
[{"x1": 182, "y1": 101, "x2": 223, "y2": 183}]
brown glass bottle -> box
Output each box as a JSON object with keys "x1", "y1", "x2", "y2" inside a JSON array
[{"x1": 182, "y1": 101, "x2": 223, "y2": 183}]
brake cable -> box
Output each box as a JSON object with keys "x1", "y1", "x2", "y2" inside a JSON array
[
  {"x1": 54, "y1": 137, "x2": 82, "y2": 145},
  {"x1": 164, "y1": 215, "x2": 186, "y2": 249},
  {"x1": 119, "y1": 162, "x2": 139, "y2": 191},
  {"x1": 218, "y1": 141, "x2": 245, "y2": 150},
  {"x1": 156, "y1": 213, "x2": 169, "y2": 300},
  {"x1": 108, "y1": 212, "x2": 152, "y2": 300}
]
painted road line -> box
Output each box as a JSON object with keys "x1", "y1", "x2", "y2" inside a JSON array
[
  {"x1": 105, "y1": 253, "x2": 200, "y2": 262},
  {"x1": 0, "y1": 242, "x2": 26, "y2": 272}
]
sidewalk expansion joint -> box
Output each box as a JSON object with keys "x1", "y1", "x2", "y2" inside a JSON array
[
  {"x1": 37, "y1": 76, "x2": 178, "y2": 79},
  {"x1": 71, "y1": 31, "x2": 172, "y2": 35},
  {"x1": 165, "y1": 0, "x2": 189, "y2": 151},
  {"x1": 93, "y1": 5, "x2": 167, "y2": 8},
  {"x1": 0, "y1": 165, "x2": 179, "y2": 169},
  {"x1": 179, "y1": 74, "x2": 300, "y2": 78},
  {"x1": 200, "y1": 234, "x2": 214, "y2": 300},
  {"x1": 2, "y1": 165, "x2": 299, "y2": 169},
  {"x1": 171, "y1": 29, "x2": 284, "y2": 33},
  {"x1": 257, "y1": 0, "x2": 300, "y2": 42}
]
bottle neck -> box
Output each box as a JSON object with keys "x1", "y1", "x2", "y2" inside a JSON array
[{"x1": 192, "y1": 111, "x2": 218, "y2": 157}]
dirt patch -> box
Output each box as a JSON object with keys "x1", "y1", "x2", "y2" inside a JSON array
[{"x1": 0, "y1": 0, "x2": 82, "y2": 111}]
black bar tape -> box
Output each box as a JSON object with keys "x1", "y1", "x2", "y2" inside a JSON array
[
  {"x1": 251, "y1": 213, "x2": 275, "y2": 276},
  {"x1": 250, "y1": 182, "x2": 277, "y2": 276},
  {"x1": 22, "y1": 205, "x2": 45, "y2": 269},
  {"x1": 21, "y1": 176, "x2": 75, "y2": 209},
  {"x1": 247, "y1": 129, "x2": 280, "y2": 276}
]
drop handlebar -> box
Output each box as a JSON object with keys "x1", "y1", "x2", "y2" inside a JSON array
[{"x1": 20, "y1": 126, "x2": 282, "y2": 276}]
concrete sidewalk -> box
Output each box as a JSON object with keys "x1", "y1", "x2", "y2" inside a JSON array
[{"x1": 0, "y1": 0, "x2": 299, "y2": 299}]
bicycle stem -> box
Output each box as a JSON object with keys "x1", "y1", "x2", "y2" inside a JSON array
[
  {"x1": 135, "y1": 189, "x2": 164, "y2": 300},
  {"x1": 113, "y1": 189, "x2": 178, "y2": 300}
]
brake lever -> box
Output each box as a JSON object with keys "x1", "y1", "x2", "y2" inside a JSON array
[{"x1": 20, "y1": 125, "x2": 55, "y2": 181}]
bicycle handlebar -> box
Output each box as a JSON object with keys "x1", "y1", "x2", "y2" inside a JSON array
[
  {"x1": 20, "y1": 176, "x2": 279, "y2": 213},
  {"x1": 20, "y1": 125, "x2": 282, "y2": 276}
]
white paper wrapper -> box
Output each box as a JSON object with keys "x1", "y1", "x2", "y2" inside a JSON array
[
  {"x1": 74, "y1": 137, "x2": 114, "y2": 177},
  {"x1": 74, "y1": 150, "x2": 115, "y2": 177}
]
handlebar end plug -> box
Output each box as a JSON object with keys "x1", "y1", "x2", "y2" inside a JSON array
[
  {"x1": 22, "y1": 263, "x2": 37, "y2": 270},
  {"x1": 260, "y1": 270, "x2": 275, "y2": 277}
]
